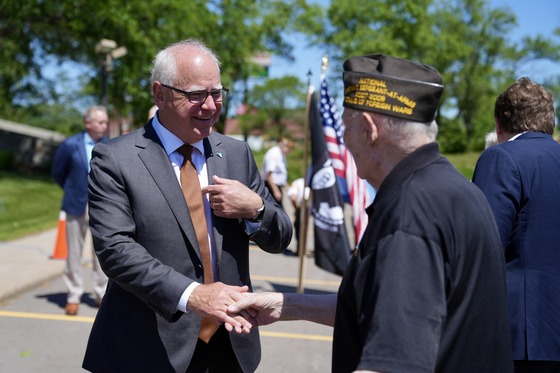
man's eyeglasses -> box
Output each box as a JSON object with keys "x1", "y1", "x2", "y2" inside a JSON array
[{"x1": 161, "y1": 84, "x2": 229, "y2": 104}]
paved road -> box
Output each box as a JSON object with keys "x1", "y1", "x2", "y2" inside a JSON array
[
  {"x1": 0, "y1": 243, "x2": 341, "y2": 372},
  {"x1": 0, "y1": 190, "x2": 351, "y2": 372}
]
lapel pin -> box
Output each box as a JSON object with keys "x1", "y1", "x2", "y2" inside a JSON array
[{"x1": 216, "y1": 151, "x2": 223, "y2": 158}]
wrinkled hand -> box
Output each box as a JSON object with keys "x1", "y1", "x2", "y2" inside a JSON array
[
  {"x1": 202, "y1": 175, "x2": 262, "y2": 219},
  {"x1": 188, "y1": 282, "x2": 252, "y2": 334},
  {"x1": 227, "y1": 292, "x2": 284, "y2": 327}
]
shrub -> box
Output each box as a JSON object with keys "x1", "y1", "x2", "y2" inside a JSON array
[
  {"x1": 438, "y1": 117, "x2": 467, "y2": 153},
  {"x1": 0, "y1": 150, "x2": 16, "y2": 171}
]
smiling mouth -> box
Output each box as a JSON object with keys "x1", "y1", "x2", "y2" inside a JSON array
[{"x1": 194, "y1": 115, "x2": 214, "y2": 121}]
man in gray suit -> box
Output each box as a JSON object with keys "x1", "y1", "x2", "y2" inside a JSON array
[{"x1": 83, "y1": 39, "x2": 293, "y2": 373}]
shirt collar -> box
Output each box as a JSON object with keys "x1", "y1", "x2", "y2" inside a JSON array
[
  {"x1": 84, "y1": 132, "x2": 96, "y2": 145},
  {"x1": 373, "y1": 142, "x2": 442, "y2": 206},
  {"x1": 151, "y1": 114, "x2": 204, "y2": 156},
  {"x1": 509, "y1": 131, "x2": 527, "y2": 141}
]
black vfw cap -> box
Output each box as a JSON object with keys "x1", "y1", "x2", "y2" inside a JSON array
[{"x1": 343, "y1": 54, "x2": 444, "y2": 122}]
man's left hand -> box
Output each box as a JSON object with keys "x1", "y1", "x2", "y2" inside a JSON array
[{"x1": 203, "y1": 175, "x2": 263, "y2": 219}]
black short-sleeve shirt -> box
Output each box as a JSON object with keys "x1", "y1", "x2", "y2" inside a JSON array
[{"x1": 333, "y1": 143, "x2": 513, "y2": 373}]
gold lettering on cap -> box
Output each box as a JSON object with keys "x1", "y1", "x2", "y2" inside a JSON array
[
  {"x1": 368, "y1": 94, "x2": 385, "y2": 102},
  {"x1": 355, "y1": 91, "x2": 369, "y2": 99},
  {"x1": 366, "y1": 101, "x2": 392, "y2": 111},
  {"x1": 345, "y1": 77, "x2": 419, "y2": 118},
  {"x1": 344, "y1": 85, "x2": 359, "y2": 95},
  {"x1": 358, "y1": 78, "x2": 387, "y2": 88},
  {"x1": 392, "y1": 105, "x2": 413, "y2": 115},
  {"x1": 387, "y1": 91, "x2": 416, "y2": 109}
]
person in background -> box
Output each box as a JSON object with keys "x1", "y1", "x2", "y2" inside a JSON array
[
  {"x1": 51, "y1": 105, "x2": 109, "y2": 316},
  {"x1": 472, "y1": 77, "x2": 560, "y2": 373},
  {"x1": 484, "y1": 130, "x2": 498, "y2": 149},
  {"x1": 261, "y1": 137, "x2": 293, "y2": 206},
  {"x1": 82, "y1": 39, "x2": 292, "y2": 373},
  {"x1": 287, "y1": 177, "x2": 305, "y2": 254},
  {"x1": 229, "y1": 53, "x2": 513, "y2": 373}
]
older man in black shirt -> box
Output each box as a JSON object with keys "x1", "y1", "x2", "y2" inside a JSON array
[{"x1": 229, "y1": 54, "x2": 513, "y2": 373}]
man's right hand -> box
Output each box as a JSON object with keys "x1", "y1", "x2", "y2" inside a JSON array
[
  {"x1": 227, "y1": 292, "x2": 284, "y2": 327},
  {"x1": 187, "y1": 282, "x2": 253, "y2": 334}
]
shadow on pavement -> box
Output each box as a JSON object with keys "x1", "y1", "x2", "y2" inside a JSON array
[
  {"x1": 267, "y1": 282, "x2": 337, "y2": 295},
  {"x1": 35, "y1": 291, "x2": 98, "y2": 309}
]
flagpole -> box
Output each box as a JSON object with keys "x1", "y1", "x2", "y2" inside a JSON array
[
  {"x1": 297, "y1": 68, "x2": 314, "y2": 294},
  {"x1": 297, "y1": 55, "x2": 331, "y2": 293}
]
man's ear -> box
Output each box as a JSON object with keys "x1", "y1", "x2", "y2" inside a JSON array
[
  {"x1": 495, "y1": 118, "x2": 503, "y2": 135},
  {"x1": 363, "y1": 112, "x2": 378, "y2": 144},
  {"x1": 152, "y1": 82, "x2": 165, "y2": 106}
]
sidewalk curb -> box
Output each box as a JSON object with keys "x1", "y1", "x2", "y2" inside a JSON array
[{"x1": 0, "y1": 229, "x2": 65, "y2": 303}]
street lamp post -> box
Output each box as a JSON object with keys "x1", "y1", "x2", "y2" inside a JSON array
[{"x1": 95, "y1": 38, "x2": 127, "y2": 108}]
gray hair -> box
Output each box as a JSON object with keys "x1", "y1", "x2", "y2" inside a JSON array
[
  {"x1": 150, "y1": 39, "x2": 221, "y2": 85},
  {"x1": 83, "y1": 105, "x2": 107, "y2": 122},
  {"x1": 378, "y1": 114, "x2": 438, "y2": 143}
]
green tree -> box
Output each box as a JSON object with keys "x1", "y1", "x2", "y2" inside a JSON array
[
  {"x1": 237, "y1": 109, "x2": 268, "y2": 141},
  {"x1": 538, "y1": 28, "x2": 560, "y2": 129},
  {"x1": 293, "y1": 0, "x2": 560, "y2": 151},
  {"x1": 0, "y1": 0, "x2": 306, "y2": 133},
  {"x1": 247, "y1": 75, "x2": 305, "y2": 140}
]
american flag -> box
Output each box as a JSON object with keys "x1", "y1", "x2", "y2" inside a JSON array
[
  {"x1": 309, "y1": 87, "x2": 352, "y2": 275},
  {"x1": 319, "y1": 74, "x2": 370, "y2": 244}
]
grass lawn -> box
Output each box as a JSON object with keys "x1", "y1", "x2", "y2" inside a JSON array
[
  {"x1": 0, "y1": 150, "x2": 481, "y2": 242},
  {"x1": 444, "y1": 151, "x2": 480, "y2": 181},
  {"x1": 0, "y1": 171, "x2": 62, "y2": 241}
]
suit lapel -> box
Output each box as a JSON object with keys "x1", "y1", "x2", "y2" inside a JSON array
[
  {"x1": 204, "y1": 135, "x2": 225, "y2": 265},
  {"x1": 77, "y1": 132, "x2": 89, "y2": 171},
  {"x1": 137, "y1": 123, "x2": 203, "y2": 259}
]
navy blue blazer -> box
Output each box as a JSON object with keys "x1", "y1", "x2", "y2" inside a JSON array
[
  {"x1": 473, "y1": 132, "x2": 560, "y2": 361},
  {"x1": 52, "y1": 131, "x2": 106, "y2": 216}
]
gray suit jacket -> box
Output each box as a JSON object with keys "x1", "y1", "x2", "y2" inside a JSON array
[{"x1": 83, "y1": 122, "x2": 292, "y2": 372}]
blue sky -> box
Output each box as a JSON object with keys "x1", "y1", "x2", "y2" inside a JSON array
[{"x1": 268, "y1": 0, "x2": 560, "y2": 89}]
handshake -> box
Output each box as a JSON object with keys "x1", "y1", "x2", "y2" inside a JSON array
[
  {"x1": 187, "y1": 282, "x2": 336, "y2": 333},
  {"x1": 187, "y1": 282, "x2": 284, "y2": 334}
]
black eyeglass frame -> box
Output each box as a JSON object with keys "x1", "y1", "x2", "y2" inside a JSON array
[{"x1": 161, "y1": 83, "x2": 229, "y2": 104}]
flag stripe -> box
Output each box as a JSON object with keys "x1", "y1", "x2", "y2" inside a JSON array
[
  {"x1": 319, "y1": 75, "x2": 370, "y2": 244},
  {"x1": 309, "y1": 87, "x2": 352, "y2": 275}
]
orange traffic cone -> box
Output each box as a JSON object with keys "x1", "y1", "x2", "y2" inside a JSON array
[{"x1": 51, "y1": 210, "x2": 68, "y2": 259}]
